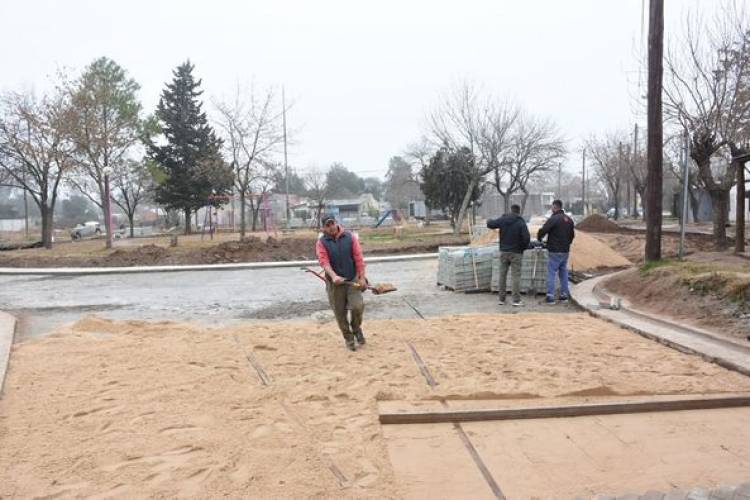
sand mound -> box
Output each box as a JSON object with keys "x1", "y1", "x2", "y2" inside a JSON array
[
  {"x1": 570, "y1": 231, "x2": 632, "y2": 271},
  {"x1": 577, "y1": 214, "x2": 622, "y2": 233}
]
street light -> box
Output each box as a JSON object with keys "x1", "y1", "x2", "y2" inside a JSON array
[{"x1": 102, "y1": 166, "x2": 113, "y2": 250}]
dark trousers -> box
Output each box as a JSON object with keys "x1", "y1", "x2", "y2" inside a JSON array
[
  {"x1": 326, "y1": 282, "x2": 364, "y2": 340},
  {"x1": 498, "y1": 251, "x2": 523, "y2": 302}
]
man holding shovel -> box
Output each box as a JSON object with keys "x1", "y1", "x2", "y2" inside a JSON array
[{"x1": 315, "y1": 214, "x2": 367, "y2": 351}]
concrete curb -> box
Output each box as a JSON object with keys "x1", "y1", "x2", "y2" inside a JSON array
[
  {"x1": 571, "y1": 271, "x2": 750, "y2": 378},
  {"x1": 0, "y1": 311, "x2": 16, "y2": 398},
  {"x1": 0, "y1": 252, "x2": 439, "y2": 276}
]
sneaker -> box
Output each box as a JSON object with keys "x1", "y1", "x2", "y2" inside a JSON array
[
  {"x1": 498, "y1": 299, "x2": 506, "y2": 306},
  {"x1": 511, "y1": 300, "x2": 524, "y2": 307},
  {"x1": 559, "y1": 295, "x2": 570, "y2": 303},
  {"x1": 345, "y1": 338, "x2": 357, "y2": 351},
  {"x1": 545, "y1": 296, "x2": 556, "y2": 305},
  {"x1": 354, "y1": 330, "x2": 366, "y2": 345}
]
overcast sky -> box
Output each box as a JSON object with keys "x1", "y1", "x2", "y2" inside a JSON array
[{"x1": 0, "y1": 0, "x2": 739, "y2": 180}]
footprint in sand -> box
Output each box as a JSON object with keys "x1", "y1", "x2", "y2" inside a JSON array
[
  {"x1": 253, "y1": 345, "x2": 277, "y2": 351},
  {"x1": 158, "y1": 424, "x2": 199, "y2": 435},
  {"x1": 251, "y1": 425, "x2": 271, "y2": 439}
]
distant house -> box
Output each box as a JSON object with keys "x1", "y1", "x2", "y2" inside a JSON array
[
  {"x1": 317, "y1": 194, "x2": 379, "y2": 221},
  {"x1": 407, "y1": 200, "x2": 446, "y2": 220}
]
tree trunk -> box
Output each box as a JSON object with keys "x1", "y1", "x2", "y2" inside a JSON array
[
  {"x1": 501, "y1": 191, "x2": 511, "y2": 214},
  {"x1": 736, "y1": 163, "x2": 745, "y2": 253},
  {"x1": 626, "y1": 179, "x2": 631, "y2": 218},
  {"x1": 453, "y1": 177, "x2": 477, "y2": 236},
  {"x1": 40, "y1": 203, "x2": 53, "y2": 249},
  {"x1": 128, "y1": 215, "x2": 135, "y2": 238},
  {"x1": 239, "y1": 190, "x2": 247, "y2": 240},
  {"x1": 645, "y1": 0, "x2": 664, "y2": 262},
  {"x1": 252, "y1": 206, "x2": 260, "y2": 232},
  {"x1": 709, "y1": 189, "x2": 729, "y2": 250},
  {"x1": 184, "y1": 208, "x2": 191, "y2": 235},
  {"x1": 613, "y1": 188, "x2": 621, "y2": 220},
  {"x1": 520, "y1": 191, "x2": 530, "y2": 216},
  {"x1": 688, "y1": 187, "x2": 700, "y2": 223},
  {"x1": 638, "y1": 188, "x2": 647, "y2": 221}
]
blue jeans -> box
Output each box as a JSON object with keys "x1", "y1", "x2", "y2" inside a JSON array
[{"x1": 547, "y1": 252, "x2": 570, "y2": 298}]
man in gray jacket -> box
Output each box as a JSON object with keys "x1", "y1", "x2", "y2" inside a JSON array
[{"x1": 486, "y1": 204, "x2": 530, "y2": 306}]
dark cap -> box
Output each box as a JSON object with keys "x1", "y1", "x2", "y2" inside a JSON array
[{"x1": 321, "y1": 213, "x2": 337, "y2": 225}]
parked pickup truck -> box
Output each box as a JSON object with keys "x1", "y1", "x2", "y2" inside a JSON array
[
  {"x1": 70, "y1": 221, "x2": 102, "y2": 240},
  {"x1": 70, "y1": 222, "x2": 125, "y2": 240}
]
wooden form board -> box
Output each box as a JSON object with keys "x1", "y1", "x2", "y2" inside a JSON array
[{"x1": 379, "y1": 395, "x2": 750, "y2": 425}]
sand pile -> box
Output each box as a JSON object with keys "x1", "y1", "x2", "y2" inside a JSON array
[
  {"x1": 473, "y1": 222, "x2": 631, "y2": 271},
  {"x1": 577, "y1": 214, "x2": 623, "y2": 233},
  {"x1": 569, "y1": 231, "x2": 632, "y2": 270},
  {"x1": 2, "y1": 314, "x2": 750, "y2": 498}
]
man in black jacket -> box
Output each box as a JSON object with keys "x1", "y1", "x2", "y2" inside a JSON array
[
  {"x1": 537, "y1": 199, "x2": 575, "y2": 304},
  {"x1": 487, "y1": 204, "x2": 530, "y2": 306}
]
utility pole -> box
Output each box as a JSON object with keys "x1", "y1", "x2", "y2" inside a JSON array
[
  {"x1": 618, "y1": 142, "x2": 624, "y2": 220},
  {"x1": 645, "y1": 0, "x2": 664, "y2": 262},
  {"x1": 734, "y1": 146, "x2": 749, "y2": 254},
  {"x1": 679, "y1": 130, "x2": 690, "y2": 259},
  {"x1": 282, "y1": 86, "x2": 290, "y2": 226},
  {"x1": 633, "y1": 123, "x2": 639, "y2": 218},
  {"x1": 581, "y1": 148, "x2": 586, "y2": 216}
]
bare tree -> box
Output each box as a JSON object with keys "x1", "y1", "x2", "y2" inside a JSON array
[
  {"x1": 587, "y1": 133, "x2": 629, "y2": 219},
  {"x1": 214, "y1": 84, "x2": 286, "y2": 238},
  {"x1": 495, "y1": 113, "x2": 566, "y2": 214},
  {"x1": 427, "y1": 81, "x2": 492, "y2": 235},
  {"x1": 627, "y1": 125, "x2": 648, "y2": 220},
  {"x1": 665, "y1": 132, "x2": 704, "y2": 223},
  {"x1": 663, "y1": 2, "x2": 750, "y2": 249},
  {"x1": 304, "y1": 167, "x2": 329, "y2": 229},
  {"x1": 0, "y1": 90, "x2": 75, "y2": 248},
  {"x1": 111, "y1": 158, "x2": 154, "y2": 237}
]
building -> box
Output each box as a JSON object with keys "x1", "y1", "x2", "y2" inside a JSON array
[{"x1": 315, "y1": 194, "x2": 379, "y2": 221}]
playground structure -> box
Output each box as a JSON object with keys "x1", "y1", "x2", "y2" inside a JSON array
[{"x1": 375, "y1": 209, "x2": 402, "y2": 228}]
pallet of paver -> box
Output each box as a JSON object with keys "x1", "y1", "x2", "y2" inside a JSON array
[
  {"x1": 437, "y1": 245, "x2": 498, "y2": 292},
  {"x1": 490, "y1": 247, "x2": 548, "y2": 295}
]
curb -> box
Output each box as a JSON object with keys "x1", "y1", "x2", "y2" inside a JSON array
[
  {"x1": 0, "y1": 311, "x2": 16, "y2": 398},
  {"x1": 0, "y1": 252, "x2": 439, "y2": 276},
  {"x1": 571, "y1": 272, "x2": 750, "y2": 378}
]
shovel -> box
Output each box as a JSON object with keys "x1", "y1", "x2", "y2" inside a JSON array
[{"x1": 303, "y1": 267, "x2": 398, "y2": 295}]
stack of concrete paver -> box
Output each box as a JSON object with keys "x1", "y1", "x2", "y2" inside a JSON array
[
  {"x1": 490, "y1": 247, "x2": 548, "y2": 295},
  {"x1": 437, "y1": 245, "x2": 497, "y2": 292}
]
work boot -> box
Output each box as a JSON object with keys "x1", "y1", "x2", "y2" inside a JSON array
[
  {"x1": 545, "y1": 296, "x2": 556, "y2": 305},
  {"x1": 354, "y1": 329, "x2": 366, "y2": 345},
  {"x1": 344, "y1": 335, "x2": 357, "y2": 351}
]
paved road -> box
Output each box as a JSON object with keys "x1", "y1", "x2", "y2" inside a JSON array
[{"x1": 0, "y1": 259, "x2": 574, "y2": 342}]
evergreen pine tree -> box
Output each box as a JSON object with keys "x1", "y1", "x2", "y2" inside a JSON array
[{"x1": 149, "y1": 61, "x2": 233, "y2": 234}]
